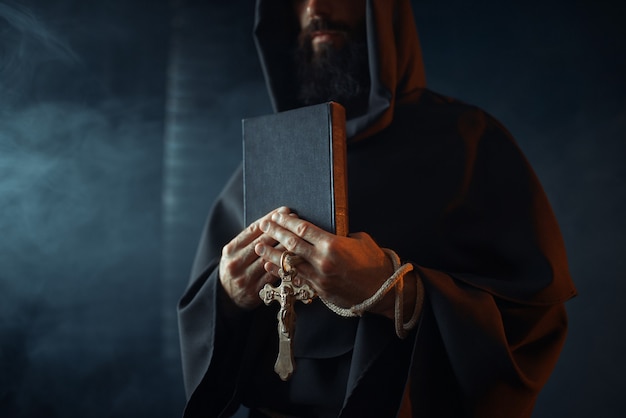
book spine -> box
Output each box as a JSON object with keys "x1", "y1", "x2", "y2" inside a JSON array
[{"x1": 330, "y1": 102, "x2": 348, "y2": 237}]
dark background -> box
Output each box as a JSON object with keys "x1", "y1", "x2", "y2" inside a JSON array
[{"x1": 0, "y1": 0, "x2": 624, "y2": 417}]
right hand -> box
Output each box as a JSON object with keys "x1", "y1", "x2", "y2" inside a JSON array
[{"x1": 219, "y1": 207, "x2": 290, "y2": 310}]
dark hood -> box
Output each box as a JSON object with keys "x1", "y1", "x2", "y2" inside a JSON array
[{"x1": 253, "y1": 0, "x2": 426, "y2": 140}]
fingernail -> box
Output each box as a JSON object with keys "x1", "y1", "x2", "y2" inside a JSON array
[
  {"x1": 260, "y1": 220, "x2": 269, "y2": 232},
  {"x1": 255, "y1": 243, "x2": 265, "y2": 256},
  {"x1": 271, "y1": 212, "x2": 280, "y2": 222}
]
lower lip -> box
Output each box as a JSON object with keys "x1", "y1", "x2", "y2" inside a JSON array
[
  {"x1": 313, "y1": 31, "x2": 342, "y2": 42},
  {"x1": 313, "y1": 33, "x2": 335, "y2": 42},
  {"x1": 312, "y1": 32, "x2": 343, "y2": 47}
]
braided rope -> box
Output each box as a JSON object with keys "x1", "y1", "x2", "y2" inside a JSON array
[{"x1": 320, "y1": 248, "x2": 424, "y2": 339}]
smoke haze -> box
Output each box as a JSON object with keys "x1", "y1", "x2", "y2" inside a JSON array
[{"x1": 1, "y1": 1, "x2": 170, "y2": 416}]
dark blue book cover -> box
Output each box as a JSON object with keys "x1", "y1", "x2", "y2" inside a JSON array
[{"x1": 242, "y1": 102, "x2": 348, "y2": 236}]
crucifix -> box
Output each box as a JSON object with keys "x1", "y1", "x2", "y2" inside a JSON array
[{"x1": 259, "y1": 251, "x2": 316, "y2": 381}]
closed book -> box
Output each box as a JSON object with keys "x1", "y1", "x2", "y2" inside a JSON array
[{"x1": 242, "y1": 102, "x2": 348, "y2": 236}]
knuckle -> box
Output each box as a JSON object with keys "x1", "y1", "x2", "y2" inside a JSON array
[
  {"x1": 317, "y1": 239, "x2": 333, "y2": 255},
  {"x1": 285, "y1": 236, "x2": 299, "y2": 250},
  {"x1": 222, "y1": 242, "x2": 234, "y2": 257},
  {"x1": 318, "y1": 258, "x2": 336, "y2": 275},
  {"x1": 232, "y1": 276, "x2": 247, "y2": 290},
  {"x1": 220, "y1": 257, "x2": 239, "y2": 276},
  {"x1": 295, "y1": 222, "x2": 309, "y2": 236}
]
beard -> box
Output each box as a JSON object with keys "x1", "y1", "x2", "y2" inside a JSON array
[{"x1": 294, "y1": 22, "x2": 370, "y2": 119}]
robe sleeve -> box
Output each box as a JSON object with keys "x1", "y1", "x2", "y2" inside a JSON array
[
  {"x1": 401, "y1": 106, "x2": 576, "y2": 417},
  {"x1": 411, "y1": 267, "x2": 569, "y2": 417},
  {"x1": 177, "y1": 166, "x2": 250, "y2": 418}
]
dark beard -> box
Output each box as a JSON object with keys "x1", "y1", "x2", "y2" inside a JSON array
[{"x1": 294, "y1": 36, "x2": 370, "y2": 119}]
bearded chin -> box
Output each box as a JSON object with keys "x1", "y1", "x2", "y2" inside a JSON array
[{"x1": 294, "y1": 38, "x2": 370, "y2": 119}]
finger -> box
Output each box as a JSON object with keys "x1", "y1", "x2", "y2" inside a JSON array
[
  {"x1": 270, "y1": 211, "x2": 330, "y2": 246},
  {"x1": 254, "y1": 239, "x2": 295, "y2": 269},
  {"x1": 232, "y1": 255, "x2": 278, "y2": 304},
  {"x1": 263, "y1": 261, "x2": 280, "y2": 277},
  {"x1": 260, "y1": 217, "x2": 315, "y2": 260},
  {"x1": 232, "y1": 207, "x2": 290, "y2": 249},
  {"x1": 262, "y1": 259, "x2": 313, "y2": 288},
  {"x1": 258, "y1": 244, "x2": 315, "y2": 283},
  {"x1": 246, "y1": 253, "x2": 271, "y2": 280},
  {"x1": 223, "y1": 234, "x2": 268, "y2": 274},
  {"x1": 257, "y1": 266, "x2": 279, "y2": 288},
  {"x1": 224, "y1": 208, "x2": 291, "y2": 269},
  {"x1": 222, "y1": 242, "x2": 263, "y2": 283}
]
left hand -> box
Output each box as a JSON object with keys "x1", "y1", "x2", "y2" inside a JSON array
[{"x1": 254, "y1": 207, "x2": 396, "y2": 316}]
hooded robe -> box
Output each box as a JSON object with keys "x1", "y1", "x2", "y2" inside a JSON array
[{"x1": 178, "y1": 0, "x2": 577, "y2": 417}]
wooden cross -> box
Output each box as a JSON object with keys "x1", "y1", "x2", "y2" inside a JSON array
[{"x1": 259, "y1": 252, "x2": 316, "y2": 381}]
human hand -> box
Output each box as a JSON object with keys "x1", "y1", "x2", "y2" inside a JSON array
[
  {"x1": 219, "y1": 206, "x2": 291, "y2": 310},
  {"x1": 254, "y1": 207, "x2": 399, "y2": 317}
]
